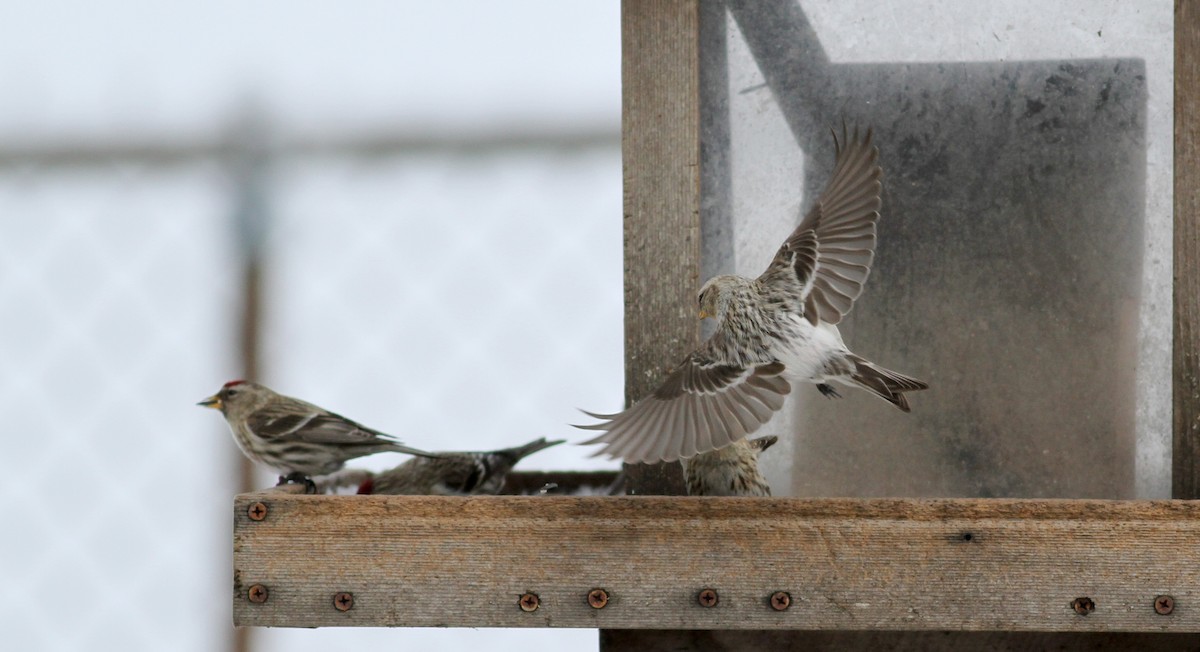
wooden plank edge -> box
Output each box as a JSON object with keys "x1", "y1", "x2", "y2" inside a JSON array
[{"x1": 232, "y1": 495, "x2": 1200, "y2": 631}]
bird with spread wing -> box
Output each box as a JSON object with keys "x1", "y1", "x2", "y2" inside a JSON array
[{"x1": 579, "y1": 125, "x2": 927, "y2": 464}]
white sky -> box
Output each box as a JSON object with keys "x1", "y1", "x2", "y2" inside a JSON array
[{"x1": 0, "y1": 0, "x2": 620, "y2": 142}]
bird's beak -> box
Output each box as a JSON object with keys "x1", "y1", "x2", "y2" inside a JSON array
[{"x1": 197, "y1": 395, "x2": 222, "y2": 410}]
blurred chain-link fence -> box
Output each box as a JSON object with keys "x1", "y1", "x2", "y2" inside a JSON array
[{"x1": 0, "y1": 123, "x2": 620, "y2": 651}]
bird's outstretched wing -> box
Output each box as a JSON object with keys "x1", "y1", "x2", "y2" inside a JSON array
[
  {"x1": 759, "y1": 125, "x2": 882, "y2": 324},
  {"x1": 578, "y1": 350, "x2": 791, "y2": 464},
  {"x1": 581, "y1": 125, "x2": 881, "y2": 463}
]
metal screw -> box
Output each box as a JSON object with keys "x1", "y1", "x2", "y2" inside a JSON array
[
  {"x1": 247, "y1": 585, "x2": 268, "y2": 603},
  {"x1": 1071, "y1": 597, "x2": 1095, "y2": 616},
  {"x1": 697, "y1": 588, "x2": 719, "y2": 608},
  {"x1": 519, "y1": 592, "x2": 540, "y2": 612},
  {"x1": 333, "y1": 592, "x2": 354, "y2": 612},
  {"x1": 587, "y1": 589, "x2": 609, "y2": 609},
  {"x1": 1154, "y1": 595, "x2": 1175, "y2": 615},
  {"x1": 247, "y1": 502, "x2": 267, "y2": 521},
  {"x1": 770, "y1": 591, "x2": 791, "y2": 611}
]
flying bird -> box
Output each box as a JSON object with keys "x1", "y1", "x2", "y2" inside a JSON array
[
  {"x1": 197, "y1": 380, "x2": 436, "y2": 491},
  {"x1": 579, "y1": 125, "x2": 927, "y2": 464}
]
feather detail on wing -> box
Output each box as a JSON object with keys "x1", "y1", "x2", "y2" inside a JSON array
[
  {"x1": 577, "y1": 358, "x2": 791, "y2": 464},
  {"x1": 246, "y1": 406, "x2": 389, "y2": 444},
  {"x1": 760, "y1": 124, "x2": 883, "y2": 325},
  {"x1": 245, "y1": 402, "x2": 436, "y2": 457}
]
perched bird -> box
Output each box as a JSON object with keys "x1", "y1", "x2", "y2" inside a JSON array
[
  {"x1": 325, "y1": 437, "x2": 566, "y2": 496},
  {"x1": 684, "y1": 435, "x2": 778, "y2": 496},
  {"x1": 580, "y1": 125, "x2": 927, "y2": 464},
  {"x1": 197, "y1": 380, "x2": 436, "y2": 490}
]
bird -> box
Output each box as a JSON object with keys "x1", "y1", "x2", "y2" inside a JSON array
[
  {"x1": 684, "y1": 435, "x2": 778, "y2": 496},
  {"x1": 197, "y1": 380, "x2": 437, "y2": 491},
  {"x1": 579, "y1": 125, "x2": 928, "y2": 464},
  {"x1": 320, "y1": 437, "x2": 566, "y2": 496}
]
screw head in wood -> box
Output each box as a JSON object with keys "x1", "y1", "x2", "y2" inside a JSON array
[
  {"x1": 770, "y1": 591, "x2": 791, "y2": 611},
  {"x1": 519, "y1": 592, "x2": 539, "y2": 612},
  {"x1": 247, "y1": 502, "x2": 267, "y2": 521},
  {"x1": 333, "y1": 592, "x2": 354, "y2": 612},
  {"x1": 1071, "y1": 597, "x2": 1095, "y2": 616},
  {"x1": 247, "y1": 584, "x2": 268, "y2": 603},
  {"x1": 587, "y1": 589, "x2": 609, "y2": 609},
  {"x1": 1154, "y1": 595, "x2": 1175, "y2": 615},
  {"x1": 697, "y1": 588, "x2": 718, "y2": 608}
]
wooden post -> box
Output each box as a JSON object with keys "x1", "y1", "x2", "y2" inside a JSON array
[
  {"x1": 226, "y1": 105, "x2": 271, "y2": 652},
  {"x1": 1174, "y1": 0, "x2": 1200, "y2": 500},
  {"x1": 608, "y1": 1, "x2": 1187, "y2": 649},
  {"x1": 619, "y1": 0, "x2": 701, "y2": 496}
]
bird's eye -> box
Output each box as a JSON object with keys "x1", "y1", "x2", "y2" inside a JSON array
[{"x1": 225, "y1": 388, "x2": 238, "y2": 397}]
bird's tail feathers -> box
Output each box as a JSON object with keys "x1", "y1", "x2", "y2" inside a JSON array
[
  {"x1": 495, "y1": 437, "x2": 566, "y2": 465},
  {"x1": 848, "y1": 355, "x2": 929, "y2": 412},
  {"x1": 386, "y1": 442, "x2": 443, "y2": 458}
]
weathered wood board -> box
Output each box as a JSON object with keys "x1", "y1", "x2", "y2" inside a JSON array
[
  {"x1": 1175, "y1": 0, "x2": 1200, "y2": 500},
  {"x1": 234, "y1": 494, "x2": 1200, "y2": 632},
  {"x1": 618, "y1": 0, "x2": 699, "y2": 496}
]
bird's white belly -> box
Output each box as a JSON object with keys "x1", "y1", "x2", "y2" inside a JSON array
[{"x1": 773, "y1": 317, "x2": 846, "y2": 382}]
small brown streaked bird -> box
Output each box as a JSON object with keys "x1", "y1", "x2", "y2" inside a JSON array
[
  {"x1": 197, "y1": 380, "x2": 436, "y2": 491},
  {"x1": 579, "y1": 125, "x2": 928, "y2": 464},
  {"x1": 684, "y1": 435, "x2": 778, "y2": 497},
  {"x1": 320, "y1": 437, "x2": 566, "y2": 496}
]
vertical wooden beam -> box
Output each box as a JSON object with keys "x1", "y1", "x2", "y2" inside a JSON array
[
  {"x1": 619, "y1": 0, "x2": 701, "y2": 496},
  {"x1": 235, "y1": 258, "x2": 261, "y2": 652},
  {"x1": 227, "y1": 106, "x2": 272, "y2": 652},
  {"x1": 1175, "y1": 0, "x2": 1200, "y2": 499},
  {"x1": 608, "y1": 1, "x2": 1190, "y2": 649}
]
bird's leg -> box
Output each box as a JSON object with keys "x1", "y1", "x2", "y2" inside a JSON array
[
  {"x1": 816, "y1": 383, "x2": 842, "y2": 399},
  {"x1": 278, "y1": 471, "x2": 319, "y2": 494},
  {"x1": 277, "y1": 471, "x2": 305, "y2": 485}
]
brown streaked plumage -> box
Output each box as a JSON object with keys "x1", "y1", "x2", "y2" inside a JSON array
[
  {"x1": 684, "y1": 435, "x2": 778, "y2": 496},
  {"x1": 325, "y1": 437, "x2": 566, "y2": 496},
  {"x1": 579, "y1": 126, "x2": 928, "y2": 464},
  {"x1": 197, "y1": 380, "x2": 436, "y2": 485}
]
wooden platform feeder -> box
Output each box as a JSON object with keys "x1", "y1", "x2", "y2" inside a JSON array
[{"x1": 235, "y1": 2, "x2": 1200, "y2": 649}]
